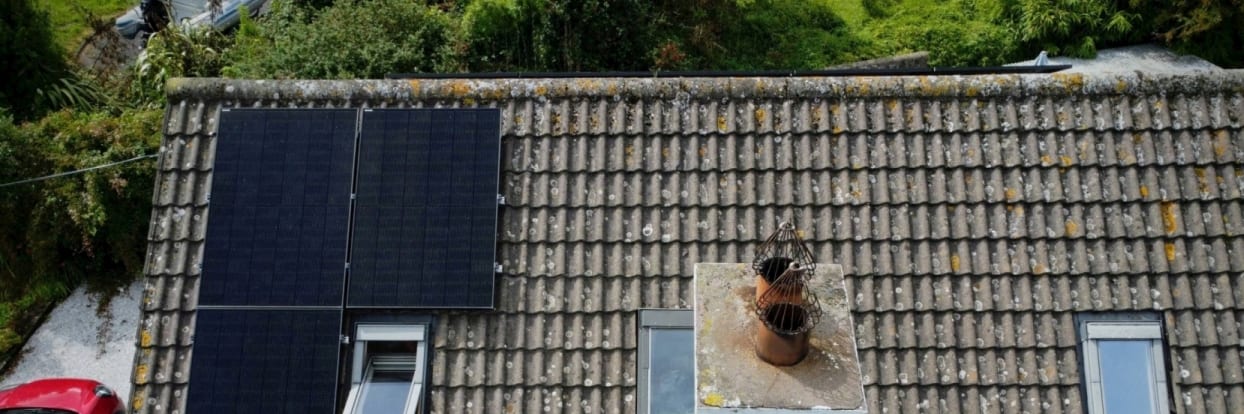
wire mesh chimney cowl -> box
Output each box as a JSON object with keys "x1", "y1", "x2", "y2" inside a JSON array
[
  {"x1": 754, "y1": 262, "x2": 823, "y2": 336},
  {"x1": 751, "y1": 221, "x2": 817, "y2": 283}
]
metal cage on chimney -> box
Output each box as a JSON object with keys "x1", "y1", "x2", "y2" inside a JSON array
[{"x1": 751, "y1": 221, "x2": 816, "y2": 283}]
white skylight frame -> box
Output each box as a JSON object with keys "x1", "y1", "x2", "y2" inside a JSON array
[{"x1": 343, "y1": 324, "x2": 428, "y2": 414}]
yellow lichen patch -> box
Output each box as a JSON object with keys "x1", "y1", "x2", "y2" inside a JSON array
[
  {"x1": 575, "y1": 78, "x2": 601, "y2": 91},
  {"x1": 486, "y1": 87, "x2": 507, "y2": 101},
  {"x1": 1132, "y1": 133, "x2": 1145, "y2": 143},
  {"x1": 1160, "y1": 202, "x2": 1178, "y2": 234},
  {"x1": 624, "y1": 145, "x2": 635, "y2": 156},
  {"x1": 1060, "y1": 155, "x2": 1074, "y2": 166},
  {"x1": 832, "y1": 126, "x2": 844, "y2": 134},
  {"x1": 965, "y1": 86, "x2": 980, "y2": 97},
  {"x1": 1165, "y1": 242, "x2": 1177, "y2": 262},
  {"x1": 950, "y1": 255, "x2": 961, "y2": 272},
  {"x1": 1213, "y1": 143, "x2": 1228, "y2": 158},
  {"x1": 1011, "y1": 205, "x2": 1025, "y2": 216},
  {"x1": 848, "y1": 80, "x2": 871, "y2": 95},
  {"x1": 1004, "y1": 188, "x2": 1019, "y2": 201},
  {"x1": 717, "y1": 116, "x2": 728, "y2": 132},
  {"x1": 1213, "y1": 130, "x2": 1230, "y2": 158},
  {"x1": 886, "y1": 99, "x2": 899, "y2": 111},
  {"x1": 1040, "y1": 155, "x2": 1053, "y2": 165},
  {"x1": 462, "y1": 97, "x2": 477, "y2": 106},
  {"x1": 135, "y1": 364, "x2": 149, "y2": 381},
  {"x1": 534, "y1": 85, "x2": 548, "y2": 96},
  {"x1": 1195, "y1": 168, "x2": 1211, "y2": 193},
  {"x1": 1052, "y1": 73, "x2": 1085, "y2": 91},
  {"x1": 698, "y1": 146, "x2": 709, "y2": 158},
  {"x1": 1033, "y1": 264, "x2": 1046, "y2": 274},
  {"x1": 406, "y1": 79, "x2": 421, "y2": 94},
  {"x1": 797, "y1": 230, "x2": 806, "y2": 239},
  {"x1": 704, "y1": 392, "x2": 726, "y2": 407},
  {"x1": 444, "y1": 80, "x2": 471, "y2": 97},
  {"x1": 550, "y1": 113, "x2": 561, "y2": 129},
  {"x1": 131, "y1": 394, "x2": 144, "y2": 411},
  {"x1": 754, "y1": 108, "x2": 767, "y2": 124},
  {"x1": 140, "y1": 330, "x2": 153, "y2": 347},
  {"x1": 916, "y1": 75, "x2": 953, "y2": 95},
  {"x1": 1065, "y1": 219, "x2": 1078, "y2": 236},
  {"x1": 1139, "y1": 185, "x2": 1150, "y2": 198},
  {"x1": 661, "y1": 147, "x2": 671, "y2": 158},
  {"x1": 1115, "y1": 80, "x2": 1129, "y2": 94}
]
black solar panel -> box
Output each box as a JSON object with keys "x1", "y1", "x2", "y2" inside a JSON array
[
  {"x1": 186, "y1": 309, "x2": 341, "y2": 413},
  {"x1": 200, "y1": 109, "x2": 356, "y2": 307},
  {"x1": 349, "y1": 109, "x2": 500, "y2": 308}
]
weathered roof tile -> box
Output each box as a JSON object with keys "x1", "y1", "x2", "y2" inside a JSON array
[{"x1": 134, "y1": 72, "x2": 1244, "y2": 414}]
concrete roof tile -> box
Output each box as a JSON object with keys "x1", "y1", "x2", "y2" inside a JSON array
[{"x1": 134, "y1": 72, "x2": 1244, "y2": 414}]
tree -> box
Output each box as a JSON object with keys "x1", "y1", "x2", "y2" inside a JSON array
[{"x1": 0, "y1": 0, "x2": 71, "y2": 121}]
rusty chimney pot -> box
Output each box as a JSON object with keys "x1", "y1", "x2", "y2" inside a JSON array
[{"x1": 753, "y1": 262, "x2": 822, "y2": 366}]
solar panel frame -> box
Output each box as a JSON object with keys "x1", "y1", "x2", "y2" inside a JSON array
[
  {"x1": 186, "y1": 309, "x2": 342, "y2": 413},
  {"x1": 199, "y1": 109, "x2": 357, "y2": 308},
  {"x1": 347, "y1": 108, "x2": 501, "y2": 309}
]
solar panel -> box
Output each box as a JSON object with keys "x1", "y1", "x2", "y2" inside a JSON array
[
  {"x1": 349, "y1": 109, "x2": 501, "y2": 308},
  {"x1": 199, "y1": 109, "x2": 356, "y2": 307},
  {"x1": 186, "y1": 309, "x2": 341, "y2": 413}
]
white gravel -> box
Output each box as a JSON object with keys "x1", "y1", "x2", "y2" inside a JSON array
[{"x1": 0, "y1": 279, "x2": 142, "y2": 398}]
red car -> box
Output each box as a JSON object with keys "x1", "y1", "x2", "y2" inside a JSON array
[{"x1": 0, "y1": 378, "x2": 124, "y2": 414}]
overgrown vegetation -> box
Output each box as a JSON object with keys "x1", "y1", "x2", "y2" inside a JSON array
[
  {"x1": 225, "y1": 0, "x2": 460, "y2": 78},
  {"x1": 852, "y1": 0, "x2": 1244, "y2": 67}
]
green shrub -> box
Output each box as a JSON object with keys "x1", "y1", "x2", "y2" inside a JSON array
[
  {"x1": 861, "y1": 0, "x2": 900, "y2": 18},
  {"x1": 129, "y1": 25, "x2": 234, "y2": 107},
  {"x1": 1004, "y1": 0, "x2": 1145, "y2": 58},
  {"x1": 0, "y1": 108, "x2": 161, "y2": 302},
  {"x1": 463, "y1": 0, "x2": 658, "y2": 72},
  {"x1": 863, "y1": 0, "x2": 1021, "y2": 66},
  {"x1": 1, "y1": 0, "x2": 73, "y2": 121},
  {"x1": 720, "y1": 0, "x2": 861, "y2": 69},
  {"x1": 225, "y1": 0, "x2": 460, "y2": 78},
  {"x1": 1141, "y1": 0, "x2": 1243, "y2": 67}
]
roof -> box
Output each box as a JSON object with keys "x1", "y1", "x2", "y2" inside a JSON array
[
  {"x1": 133, "y1": 70, "x2": 1244, "y2": 414},
  {"x1": 1010, "y1": 44, "x2": 1223, "y2": 75}
]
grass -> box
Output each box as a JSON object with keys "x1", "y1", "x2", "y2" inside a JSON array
[
  {"x1": 41, "y1": 0, "x2": 136, "y2": 55},
  {"x1": 824, "y1": 0, "x2": 870, "y2": 28}
]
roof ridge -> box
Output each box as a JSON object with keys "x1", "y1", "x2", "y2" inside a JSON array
[{"x1": 167, "y1": 70, "x2": 1244, "y2": 102}]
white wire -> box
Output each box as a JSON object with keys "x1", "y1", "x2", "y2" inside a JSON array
[{"x1": 0, "y1": 153, "x2": 158, "y2": 189}]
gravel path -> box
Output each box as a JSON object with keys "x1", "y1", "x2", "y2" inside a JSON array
[{"x1": 0, "y1": 280, "x2": 142, "y2": 398}]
